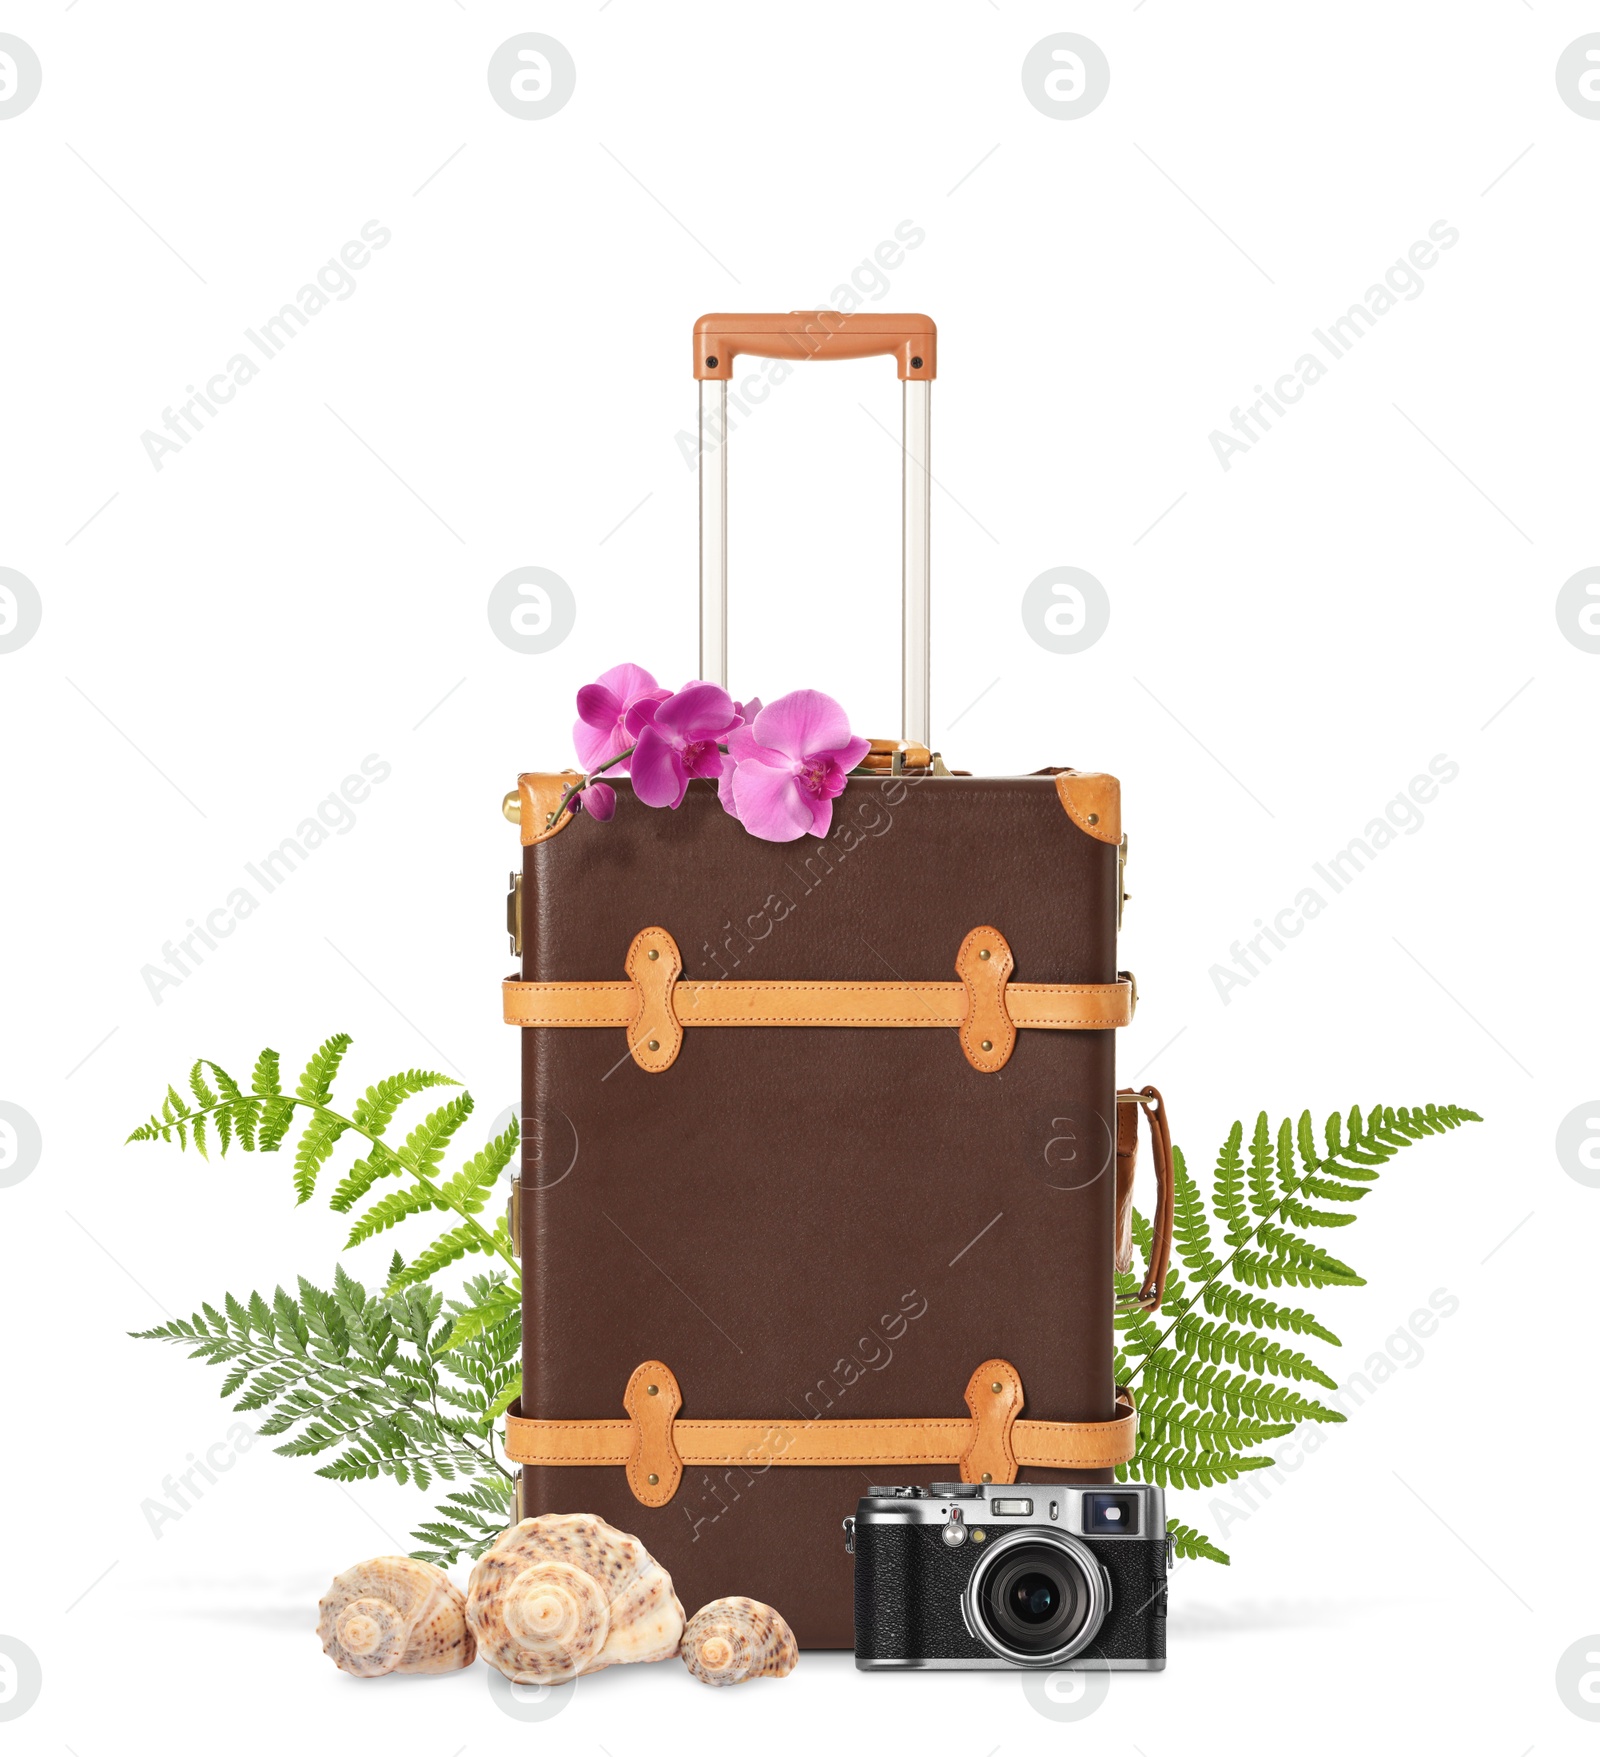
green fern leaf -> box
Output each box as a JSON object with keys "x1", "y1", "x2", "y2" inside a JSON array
[
  {"x1": 387, "y1": 1221, "x2": 502, "y2": 1290},
  {"x1": 1134, "y1": 1438, "x2": 1278, "y2": 1490},
  {"x1": 1171, "y1": 1312, "x2": 1338, "y2": 1390},
  {"x1": 1274, "y1": 1194, "x2": 1357, "y2": 1230},
  {"x1": 1255, "y1": 1222, "x2": 1364, "y2": 1286},
  {"x1": 1198, "y1": 1280, "x2": 1340, "y2": 1346},
  {"x1": 352, "y1": 1070, "x2": 459, "y2": 1139},
  {"x1": 1166, "y1": 1519, "x2": 1229, "y2": 1564},
  {"x1": 1247, "y1": 1113, "x2": 1277, "y2": 1219},
  {"x1": 1213, "y1": 1122, "x2": 1248, "y2": 1245},
  {"x1": 293, "y1": 1114, "x2": 352, "y2": 1204},
  {"x1": 296, "y1": 1034, "x2": 353, "y2": 1107},
  {"x1": 1171, "y1": 1148, "x2": 1221, "y2": 1282},
  {"x1": 442, "y1": 1278, "x2": 520, "y2": 1351},
  {"x1": 396, "y1": 1096, "x2": 476, "y2": 1177},
  {"x1": 345, "y1": 1185, "x2": 439, "y2": 1248},
  {"x1": 329, "y1": 1154, "x2": 398, "y2": 1214},
  {"x1": 437, "y1": 1121, "x2": 518, "y2": 1218}
]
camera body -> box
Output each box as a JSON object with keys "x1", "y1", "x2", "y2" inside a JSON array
[{"x1": 848, "y1": 1481, "x2": 1168, "y2": 1670}]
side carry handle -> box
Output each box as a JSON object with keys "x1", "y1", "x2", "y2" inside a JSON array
[{"x1": 1115, "y1": 1087, "x2": 1175, "y2": 1312}]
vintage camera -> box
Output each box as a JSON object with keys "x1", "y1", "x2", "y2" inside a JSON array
[{"x1": 846, "y1": 1481, "x2": 1169, "y2": 1670}]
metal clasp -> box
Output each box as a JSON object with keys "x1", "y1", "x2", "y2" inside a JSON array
[{"x1": 507, "y1": 871, "x2": 523, "y2": 957}]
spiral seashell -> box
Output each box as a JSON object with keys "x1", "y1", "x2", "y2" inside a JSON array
[
  {"x1": 317, "y1": 1556, "x2": 475, "y2": 1678},
  {"x1": 467, "y1": 1513, "x2": 685, "y2": 1685},
  {"x1": 680, "y1": 1596, "x2": 798, "y2": 1686}
]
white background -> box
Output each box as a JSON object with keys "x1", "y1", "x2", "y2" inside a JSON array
[{"x1": 2, "y1": 2, "x2": 1596, "y2": 1751}]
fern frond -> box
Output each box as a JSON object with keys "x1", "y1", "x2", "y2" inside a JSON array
[
  {"x1": 346, "y1": 1185, "x2": 440, "y2": 1248},
  {"x1": 1166, "y1": 1519, "x2": 1229, "y2": 1565},
  {"x1": 409, "y1": 1478, "x2": 515, "y2": 1567},
  {"x1": 1170, "y1": 1147, "x2": 1220, "y2": 1282},
  {"x1": 1129, "y1": 1439, "x2": 1278, "y2": 1490},
  {"x1": 388, "y1": 1220, "x2": 508, "y2": 1291},
  {"x1": 1213, "y1": 1122, "x2": 1248, "y2": 1244},
  {"x1": 293, "y1": 1114, "x2": 351, "y2": 1204},
  {"x1": 295, "y1": 1034, "x2": 353, "y2": 1107},
  {"x1": 1198, "y1": 1281, "x2": 1340, "y2": 1346},
  {"x1": 1171, "y1": 1312, "x2": 1338, "y2": 1390},
  {"x1": 436, "y1": 1122, "x2": 518, "y2": 1219},
  {"x1": 396, "y1": 1096, "x2": 477, "y2": 1177},
  {"x1": 352, "y1": 1070, "x2": 459, "y2": 1139},
  {"x1": 443, "y1": 1276, "x2": 521, "y2": 1351}
]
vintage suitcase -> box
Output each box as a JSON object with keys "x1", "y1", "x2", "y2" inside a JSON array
[{"x1": 500, "y1": 312, "x2": 1173, "y2": 1649}]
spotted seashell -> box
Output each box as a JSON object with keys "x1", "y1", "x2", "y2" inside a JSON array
[
  {"x1": 680, "y1": 1596, "x2": 798, "y2": 1686},
  {"x1": 466, "y1": 1513, "x2": 685, "y2": 1685},
  {"x1": 317, "y1": 1556, "x2": 475, "y2": 1678}
]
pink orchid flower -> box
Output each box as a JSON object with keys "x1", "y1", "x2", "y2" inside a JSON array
[
  {"x1": 721, "y1": 689, "x2": 870, "y2": 841},
  {"x1": 626, "y1": 681, "x2": 743, "y2": 810},
  {"x1": 573, "y1": 663, "x2": 669, "y2": 773},
  {"x1": 573, "y1": 780, "x2": 616, "y2": 821}
]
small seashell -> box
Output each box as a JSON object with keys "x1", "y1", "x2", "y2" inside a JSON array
[
  {"x1": 467, "y1": 1513, "x2": 685, "y2": 1686},
  {"x1": 680, "y1": 1596, "x2": 798, "y2": 1686},
  {"x1": 317, "y1": 1556, "x2": 475, "y2": 1678}
]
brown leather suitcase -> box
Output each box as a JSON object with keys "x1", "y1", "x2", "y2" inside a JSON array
[{"x1": 500, "y1": 313, "x2": 1172, "y2": 1649}]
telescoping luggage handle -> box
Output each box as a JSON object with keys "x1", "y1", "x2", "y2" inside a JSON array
[{"x1": 694, "y1": 312, "x2": 936, "y2": 749}]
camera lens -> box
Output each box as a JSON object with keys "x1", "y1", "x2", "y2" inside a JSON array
[
  {"x1": 975, "y1": 1541, "x2": 1098, "y2": 1660},
  {"x1": 1009, "y1": 1570, "x2": 1060, "y2": 1624}
]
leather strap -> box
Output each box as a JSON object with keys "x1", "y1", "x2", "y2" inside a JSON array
[
  {"x1": 502, "y1": 978, "x2": 1136, "y2": 1031},
  {"x1": 504, "y1": 1360, "x2": 1138, "y2": 1499},
  {"x1": 503, "y1": 925, "x2": 1135, "y2": 1073},
  {"x1": 1114, "y1": 1086, "x2": 1174, "y2": 1313}
]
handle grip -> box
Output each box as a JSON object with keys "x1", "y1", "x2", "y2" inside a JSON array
[{"x1": 693, "y1": 311, "x2": 936, "y2": 381}]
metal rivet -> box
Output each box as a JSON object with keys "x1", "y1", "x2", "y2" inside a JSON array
[
  {"x1": 705, "y1": 355, "x2": 718, "y2": 368},
  {"x1": 647, "y1": 948, "x2": 659, "y2": 961},
  {"x1": 978, "y1": 947, "x2": 991, "y2": 960},
  {"x1": 980, "y1": 1473, "x2": 992, "y2": 1484},
  {"x1": 981, "y1": 1040, "x2": 993, "y2": 1053},
  {"x1": 647, "y1": 1472, "x2": 659, "y2": 1485},
  {"x1": 911, "y1": 355, "x2": 923, "y2": 369},
  {"x1": 991, "y1": 1381, "x2": 1003, "y2": 1394},
  {"x1": 1087, "y1": 811, "x2": 1100, "y2": 825},
  {"x1": 647, "y1": 1039, "x2": 660, "y2": 1052},
  {"x1": 646, "y1": 1384, "x2": 659, "y2": 1396}
]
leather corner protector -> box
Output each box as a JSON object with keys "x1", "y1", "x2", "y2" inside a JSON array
[
  {"x1": 623, "y1": 1360, "x2": 683, "y2": 1506},
  {"x1": 519, "y1": 771, "x2": 583, "y2": 847},
  {"x1": 955, "y1": 926, "x2": 1015, "y2": 1073},
  {"x1": 961, "y1": 1359, "x2": 1023, "y2": 1485},
  {"x1": 625, "y1": 927, "x2": 683, "y2": 1072},
  {"x1": 1053, "y1": 770, "x2": 1121, "y2": 844}
]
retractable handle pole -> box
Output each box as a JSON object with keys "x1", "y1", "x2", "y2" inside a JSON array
[{"x1": 693, "y1": 312, "x2": 936, "y2": 749}]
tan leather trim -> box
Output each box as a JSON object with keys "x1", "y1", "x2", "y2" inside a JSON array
[
  {"x1": 503, "y1": 976, "x2": 1134, "y2": 1033},
  {"x1": 623, "y1": 1360, "x2": 683, "y2": 1506},
  {"x1": 1004, "y1": 981, "x2": 1134, "y2": 1029},
  {"x1": 1014, "y1": 1390, "x2": 1137, "y2": 1469},
  {"x1": 1054, "y1": 770, "x2": 1121, "y2": 844},
  {"x1": 503, "y1": 1366, "x2": 1138, "y2": 1490},
  {"x1": 625, "y1": 928, "x2": 683, "y2": 1073},
  {"x1": 519, "y1": 771, "x2": 582, "y2": 847},
  {"x1": 960, "y1": 1359, "x2": 1023, "y2": 1483},
  {"x1": 955, "y1": 927, "x2": 1016, "y2": 1073}
]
